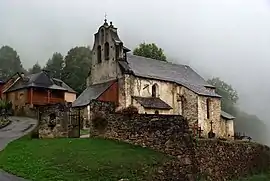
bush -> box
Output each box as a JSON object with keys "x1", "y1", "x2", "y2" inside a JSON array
[
  {"x1": 91, "y1": 112, "x2": 108, "y2": 133},
  {"x1": 119, "y1": 105, "x2": 139, "y2": 115}
]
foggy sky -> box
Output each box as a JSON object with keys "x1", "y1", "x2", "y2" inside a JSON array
[{"x1": 1, "y1": 0, "x2": 270, "y2": 123}]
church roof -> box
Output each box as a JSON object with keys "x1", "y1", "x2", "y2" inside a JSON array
[
  {"x1": 72, "y1": 80, "x2": 116, "y2": 108},
  {"x1": 221, "y1": 111, "x2": 235, "y2": 120},
  {"x1": 133, "y1": 96, "x2": 172, "y2": 110},
  {"x1": 119, "y1": 54, "x2": 221, "y2": 98}
]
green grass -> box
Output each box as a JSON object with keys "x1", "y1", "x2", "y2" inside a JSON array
[
  {"x1": 235, "y1": 173, "x2": 270, "y2": 181},
  {"x1": 0, "y1": 136, "x2": 169, "y2": 181},
  {"x1": 80, "y1": 129, "x2": 89, "y2": 136}
]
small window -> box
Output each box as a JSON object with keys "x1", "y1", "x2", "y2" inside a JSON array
[
  {"x1": 97, "y1": 46, "x2": 102, "y2": 63},
  {"x1": 152, "y1": 84, "x2": 158, "y2": 97},
  {"x1": 104, "y1": 42, "x2": 109, "y2": 60},
  {"x1": 155, "y1": 110, "x2": 159, "y2": 114},
  {"x1": 206, "y1": 98, "x2": 210, "y2": 119},
  {"x1": 101, "y1": 29, "x2": 104, "y2": 43},
  {"x1": 115, "y1": 45, "x2": 120, "y2": 59}
]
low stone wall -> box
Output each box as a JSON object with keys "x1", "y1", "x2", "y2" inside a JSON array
[
  {"x1": 91, "y1": 113, "x2": 197, "y2": 180},
  {"x1": 91, "y1": 112, "x2": 270, "y2": 181},
  {"x1": 196, "y1": 140, "x2": 270, "y2": 180}
]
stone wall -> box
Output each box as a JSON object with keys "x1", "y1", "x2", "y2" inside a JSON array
[
  {"x1": 91, "y1": 113, "x2": 196, "y2": 180},
  {"x1": 75, "y1": 99, "x2": 115, "y2": 128},
  {"x1": 90, "y1": 112, "x2": 270, "y2": 181},
  {"x1": 37, "y1": 103, "x2": 70, "y2": 138},
  {"x1": 196, "y1": 140, "x2": 270, "y2": 180}
]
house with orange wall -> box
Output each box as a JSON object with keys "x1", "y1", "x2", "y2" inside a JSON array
[{"x1": 2, "y1": 71, "x2": 76, "y2": 112}]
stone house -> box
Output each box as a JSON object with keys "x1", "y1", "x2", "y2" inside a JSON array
[
  {"x1": 72, "y1": 19, "x2": 235, "y2": 138},
  {"x1": 3, "y1": 71, "x2": 76, "y2": 113}
]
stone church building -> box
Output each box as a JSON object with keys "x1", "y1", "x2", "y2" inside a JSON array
[{"x1": 73, "y1": 19, "x2": 235, "y2": 139}]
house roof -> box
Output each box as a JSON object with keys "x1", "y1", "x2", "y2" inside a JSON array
[
  {"x1": 72, "y1": 80, "x2": 116, "y2": 108},
  {"x1": 5, "y1": 71, "x2": 76, "y2": 93},
  {"x1": 133, "y1": 96, "x2": 172, "y2": 110},
  {"x1": 119, "y1": 54, "x2": 221, "y2": 98},
  {"x1": 221, "y1": 111, "x2": 235, "y2": 120}
]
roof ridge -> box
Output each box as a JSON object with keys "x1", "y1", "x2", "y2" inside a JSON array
[{"x1": 128, "y1": 53, "x2": 189, "y2": 67}]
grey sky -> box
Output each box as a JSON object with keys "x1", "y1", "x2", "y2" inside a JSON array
[{"x1": 1, "y1": 0, "x2": 270, "y2": 122}]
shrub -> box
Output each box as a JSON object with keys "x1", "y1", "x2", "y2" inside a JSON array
[
  {"x1": 91, "y1": 112, "x2": 108, "y2": 133},
  {"x1": 120, "y1": 105, "x2": 139, "y2": 115}
]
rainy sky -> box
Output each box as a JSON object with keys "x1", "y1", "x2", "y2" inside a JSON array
[{"x1": 0, "y1": 0, "x2": 270, "y2": 123}]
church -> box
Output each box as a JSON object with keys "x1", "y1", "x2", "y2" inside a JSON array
[{"x1": 72, "y1": 19, "x2": 235, "y2": 139}]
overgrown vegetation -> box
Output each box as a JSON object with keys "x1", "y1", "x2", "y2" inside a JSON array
[
  {"x1": 117, "y1": 105, "x2": 139, "y2": 115},
  {"x1": 0, "y1": 136, "x2": 169, "y2": 181},
  {"x1": 91, "y1": 112, "x2": 108, "y2": 133}
]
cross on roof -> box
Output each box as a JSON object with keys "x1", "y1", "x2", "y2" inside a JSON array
[{"x1": 104, "y1": 13, "x2": 107, "y2": 23}]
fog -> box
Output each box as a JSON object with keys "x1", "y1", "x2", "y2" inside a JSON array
[{"x1": 1, "y1": 0, "x2": 270, "y2": 141}]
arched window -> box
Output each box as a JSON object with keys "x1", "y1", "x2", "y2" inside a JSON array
[
  {"x1": 115, "y1": 45, "x2": 120, "y2": 59},
  {"x1": 97, "y1": 46, "x2": 102, "y2": 63},
  {"x1": 206, "y1": 98, "x2": 211, "y2": 119},
  {"x1": 155, "y1": 110, "x2": 159, "y2": 114},
  {"x1": 101, "y1": 29, "x2": 104, "y2": 43},
  {"x1": 152, "y1": 83, "x2": 158, "y2": 97},
  {"x1": 104, "y1": 42, "x2": 109, "y2": 60}
]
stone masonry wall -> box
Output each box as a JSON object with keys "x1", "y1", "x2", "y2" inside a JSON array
[
  {"x1": 196, "y1": 140, "x2": 270, "y2": 181},
  {"x1": 91, "y1": 113, "x2": 197, "y2": 180},
  {"x1": 90, "y1": 110, "x2": 270, "y2": 181}
]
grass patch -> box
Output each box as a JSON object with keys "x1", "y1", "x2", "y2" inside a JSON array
[
  {"x1": 235, "y1": 172, "x2": 270, "y2": 181},
  {"x1": 0, "y1": 136, "x2": 169, "y2": 181},
  {"x1": 80, "y1": 129, "x2": 89, "y2": 136}
]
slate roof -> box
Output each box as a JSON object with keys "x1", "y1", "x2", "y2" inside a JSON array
[
  {"x1": 72, "y1": 80, "x2": 116, "y2": 108},
  {"x1": 221, "y1": 111, "x2": 235, "y2": 120},
  {"x1": 5, "y1": 71, "x2": 75, "y2": 93},
  {"x1": 119, "y1": 54, "x2": 221, "y2": 98},
  {"x1": 133, "y1": 96, "x2": 172, "y2": 110}
]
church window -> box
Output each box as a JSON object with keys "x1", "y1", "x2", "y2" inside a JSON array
[
  {"x1": 152, "y1": 83, "x2": 158, "y2": 97},
  {"x1": 206, "y1": 98, "x2": 210, "y2": 119},
  {"x1": 155, "y1": 110, "x2": 159, "y2": 114},
  {"x1": 101, "y1": 29, "x2": 104, "y2": 43},
  {"x1": 104, "y1": 42, "x2": 109, "y2": 60},
  {"x1": 115, "y1": 45, "x2": 120, "y2": 59},
  {"x1": 97, "y1": 45, "x2": 102, "y2": 63}
]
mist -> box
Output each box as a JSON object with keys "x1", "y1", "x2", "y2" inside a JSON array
[{"x1": 1, "y1": 0, "x2": 270, "y2": 143}]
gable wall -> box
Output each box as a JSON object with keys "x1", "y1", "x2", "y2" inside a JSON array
[
  {"x1": 121, "y1": 75, "x2": 200, "y2": 120},
  {"x1": 64, "y1": 92, "x2": 76, "y2": 103},
  {"x1": 6, "y1": 88, "x2": 28, "y2": 109},
  {"x1": 98, "y1": 81, "x2": 119, "y2": 104},
  {"x1": 198, "y1": 96, "x2": 223, "y2": 138}
]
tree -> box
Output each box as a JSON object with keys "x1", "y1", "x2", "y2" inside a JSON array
[
  {"x1": 62, "y1": 46, "x2": 92, "y2": 94},
  {"x1": 28, "y1": 62, "x2": 42, "y2": 74},
  {"x1": 133, "y1": 43, "x2": 167, "y2": 61},
  {"x1": 207, "y1": 77, "x2": 238, "y2": 115},
  {"x1": 208, "y1": 77, "x2": 267, "y2": 144},
  {"x1": 0, "y1": 46, "x2": 24, "y2": 80},
  {"x1": 44, "y1": 52, "x2": 65, "y2": 79}
]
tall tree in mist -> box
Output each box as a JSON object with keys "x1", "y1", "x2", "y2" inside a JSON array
[
  {"x1": 62, "y1": 46, "x2": 92, "y2": 94},
  {"x1": 44, "y1": 52, "x2": 65, "y2": 79},
  {"x1": 208, "y1": 77, "x2": 267, "y2": 144},
  {"x1": 28, "y1": 62, "x2": 42, "y2": 74},
  {"x1": 207, "y1": 77, "x2": 238, "y2": 115},
  {"x1": 0, "y1": 46, "x2": 24, "y2": 80},
  {"x1": 133, "y1": 43, "x2": 167, "y2": 61}
]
